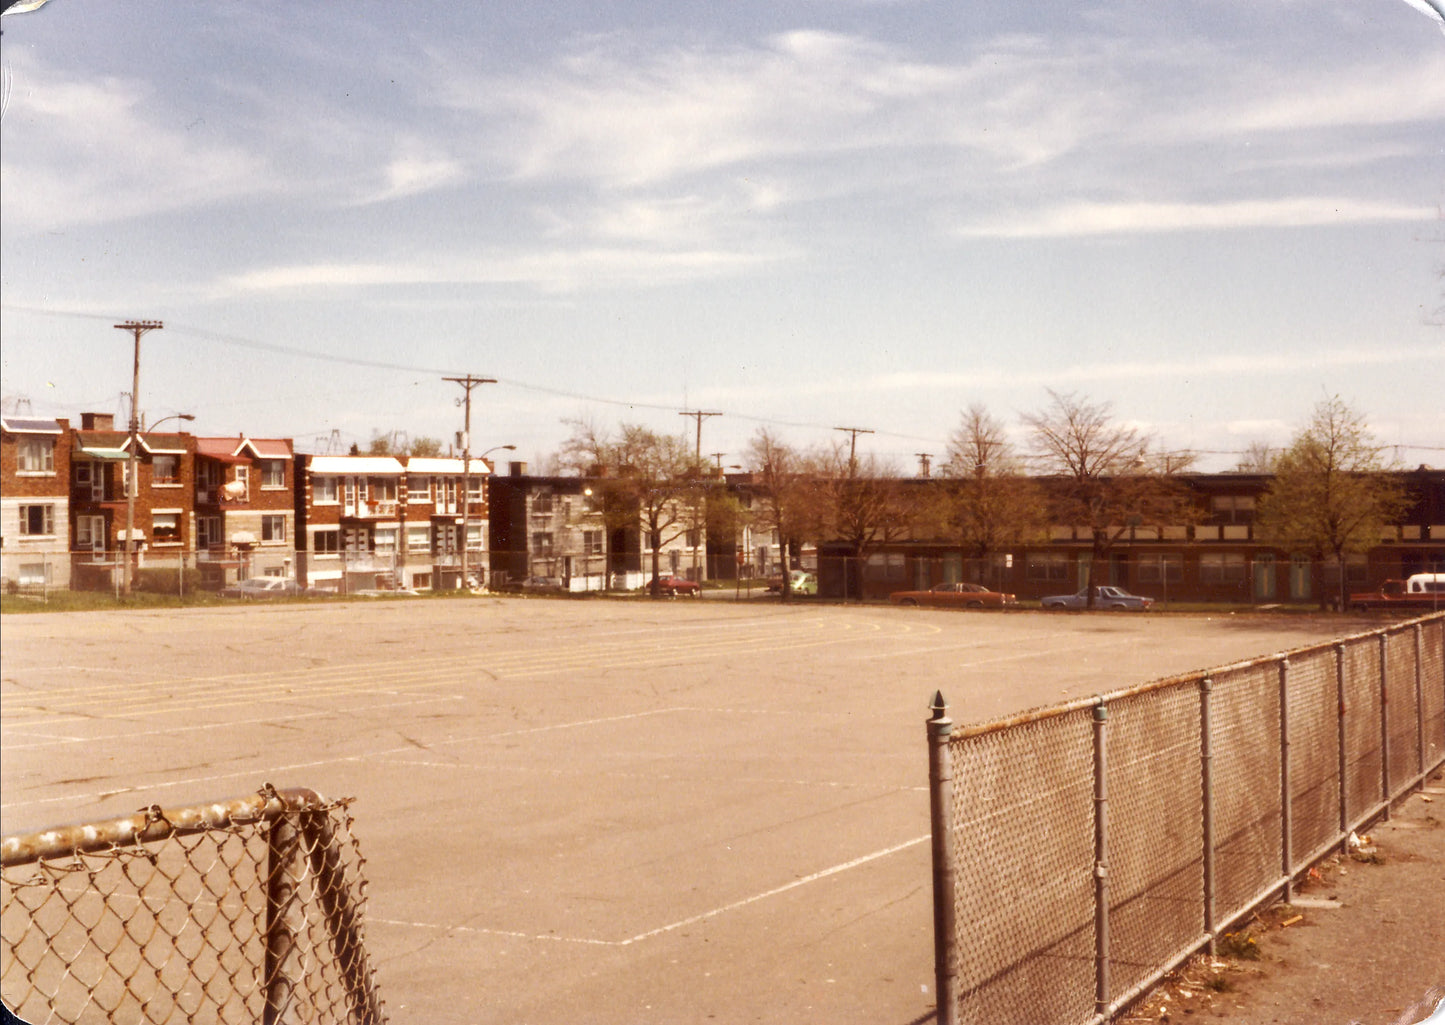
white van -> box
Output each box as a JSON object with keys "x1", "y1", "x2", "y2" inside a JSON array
[{"x1": 1405, "y1": 573, "x2": 1445, "y2": 595}]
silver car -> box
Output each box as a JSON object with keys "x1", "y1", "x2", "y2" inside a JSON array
[{"x1": 1041, "y1": 585, "x2": 1154, "y2": 611}]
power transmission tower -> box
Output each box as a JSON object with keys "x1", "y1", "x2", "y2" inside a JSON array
[
  {"x1": 444, "y1": 374, "x2": 496, "y2": 591},
  {"x1": 115, "y1": 320, "x2": 163, "y2": 598},
  {"x1": 916, "y1": 453, "x2": 933, "y2": 478}
]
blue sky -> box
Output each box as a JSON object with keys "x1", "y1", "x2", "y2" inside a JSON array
[{"x1": 2, "y1": 1, "x2": 1442, "y2": 472}]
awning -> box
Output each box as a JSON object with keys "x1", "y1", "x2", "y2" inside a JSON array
[
  {"x1": 307, "y1": 456, "x2": 404, "y2": 475},
  {"x1": 78, "y1": 446, "x2": 131, "y2": 461},
  {"x1": 116, "y1": 527, "x2": 146, "y2": 541},
  {"x1": 230, "y1": 531, "x2": 257, "y2": 545}
]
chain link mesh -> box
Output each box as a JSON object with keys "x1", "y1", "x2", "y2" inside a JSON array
[
  {"x1": 1287, "y1": 648, "x2": 1341, "y2": 861},
  {"x1": 2, "y1": 787, "x2": 385, "y2": 1025},
  {"x1": 949, "y1": 708, "x2": 1096, "y2": 1025},
  {"x1": 936, "y1": 613, "x2": 1444, "y2": 1025},
  {"x1": 1106, "y1": 683, "x2": 1203, "y2": 1001}
]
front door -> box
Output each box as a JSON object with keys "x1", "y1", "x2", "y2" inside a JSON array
[
  {"x1": 1289, "y1": 556, "x2": 1311, "y2": 602},
  {"x1": 1252, "y1": 554, "x2": 1276, "y2": 602}
]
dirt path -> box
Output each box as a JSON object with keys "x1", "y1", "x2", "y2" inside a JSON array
[{"x1": 1127, "y1": 774, "x2": 1445, "y2": 1025}]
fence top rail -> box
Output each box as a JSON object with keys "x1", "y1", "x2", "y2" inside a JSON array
[
  {"x1": 950, "y1": 610, "x2": 1442, "y2": 742},
  {"x1": 1, "y1": 784, "x2": 330, "y2": 868}
]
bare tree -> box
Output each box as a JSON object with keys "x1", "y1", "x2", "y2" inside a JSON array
[
  {"x1": 745, "y1": 429, "x2": 824, "y2": 601},
  {"x1": 1255, "y1": 396, "x2": 1407, "y2": 610},
  {"x1": 815, "y1": 444, "x2": 908, "y2": 600},
  {"x1": 1023, "y1": 391, "x2": 1196, "y2": 607},
  {"x1": 1234, "y1": 440, "x2": 1275, "y2": 474},
  {"x1": 937, "y1": 404, "x2": 1048, "y2": 581}
]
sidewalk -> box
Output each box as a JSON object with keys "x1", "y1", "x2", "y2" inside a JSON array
[{"x1": 1127, "y1": 771, "x2": 1445, "y2": 1025}]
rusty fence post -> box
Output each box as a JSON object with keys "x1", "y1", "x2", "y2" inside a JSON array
[
  {"x1": 1380, "y1": 633, "x2": 1392, "y2": 819},
  {"x1": 264, "y1": 811, "x2": 302, "y2": 1025},
  {"x1": 1092, "y1": 701, "x2": 1110, "y2": 1019},
  {"x1": 302, "y1": 809, "x2": 385, "y2": 1025},
  {"x1": 1336, "y1": 643, "x2": 1350, "y2": 842},
  {"x1": 1279, "y1": 658, "x2": 1293, "y2": 899},
  {"x1": 1200, "y1": 677, "x2": 1216, "y2": 953},
  {"x1": 928, "y1": 692, "x2": 959, "y2": 1025}
]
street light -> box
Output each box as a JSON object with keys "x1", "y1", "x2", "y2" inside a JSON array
[{"x1": 146, "y1": 413, "x2": 196, "y2": 433}]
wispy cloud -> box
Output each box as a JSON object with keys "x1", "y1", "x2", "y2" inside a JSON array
[{"x1": 956, "y1": 197, "x2": 1436, "y2": 238}]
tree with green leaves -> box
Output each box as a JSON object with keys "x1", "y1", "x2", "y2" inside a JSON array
[
  {"x1": 1023, "y1": 391, "x2": 1197, "y2": 608},
  {"x1": 1255, "y1": 397, "x2": 1407, "y2": 611},
  {"x1": 814, "y1": 444, "x2": 908, "y2": 600}
]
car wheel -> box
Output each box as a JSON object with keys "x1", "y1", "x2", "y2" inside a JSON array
[
  {"x1": 966, "y1": 601, "x2": 983, "y2": 609},
  {"x1": 899, "y1": 598, "x2": 918, "y2": 607}
]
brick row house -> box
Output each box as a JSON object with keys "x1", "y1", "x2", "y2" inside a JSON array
[
  {"x1": 1, "y1": 417, "x2": 72, "y2": 590},
  {"x1": 292, "y1": 454, "x2": 493, "y2": 594},
  {"x1": 194, "y1": 436, "x2": 297, "y2": 587}
]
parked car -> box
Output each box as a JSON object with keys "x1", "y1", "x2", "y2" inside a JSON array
[
  {"x1": 1349, "y1": 573, "x2": 1445, "y2": 611},
  {"x1": 219, "y1": 577, "x2": 304, "y2": 600},
  {"x1": 1041, "y1": 585, "x2": 1154, "y2": 611},
  {"x1": 493, "y1": 576, "x2": 565, "y2": 594},
  {"x1": 888, "y1": 582, "x2": 1016, "y2": 608},
  {"x1": 649, "y1": 575, "x2": 700, "y2": 597},
  {"x1": 767, "y1": 570, "x2": 818, "y2": 596}
]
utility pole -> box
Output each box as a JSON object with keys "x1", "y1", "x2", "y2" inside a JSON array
[
  {"x1": 678, "y1": 410, "x2": 722, "y2": 464},
  {"x1": 834, "y1": 426, "x2": 874, "y2": 477},
  {"x1": 115, "y1": 321, "x2": 163, "y2": 598},
  {"x1": 444, "y1": 375, "x2": 496, "y2": 592}
]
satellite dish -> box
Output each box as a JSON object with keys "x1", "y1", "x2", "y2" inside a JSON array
[{"x1": 222, "y1": 480, "x2": 247, "y2": 500}]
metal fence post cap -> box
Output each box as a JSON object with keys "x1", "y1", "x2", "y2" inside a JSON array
[
  {"x1": 928, "y1": 691, "x2": 953, "y2": 734},
  {"x1": 1093, "y1": 701, "x2": 1108, "y2": 721}
]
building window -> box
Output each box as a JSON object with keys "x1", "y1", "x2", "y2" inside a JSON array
[
  {"x1": 19, "y1": 504, "x2": 55, "y2": 537},
  {"x1": 532, "y1": 531, "x2": 554, "y2": 554},
  {"x1": 1210, "y1": 495, "x2": 1256, "y2": 525},
  {"x1": 533, "y1": 492, "x2": 554, "y2": 515},
  {"x1": 407, "y1": 476, "x2": 432, "y2": 502},
  {"x1": 152, "y1": 455, "x2": 180, "y2": 484},
  {"x1": 18, "y1": 562, "x2": 50, "y2": 585},
  {"x1": 582, "y1": 529, "x2": 604, "y2": 556},
  {"x1": 864, "y1": 552, "x2": 906, "y2": 581},
  {"x1": 262, "y1": 515, "x2": 286, "y2": 542},
  {"x1": 1199, "y1": 552, "x2": 1247, "y2": 584},
  {"x1": 467, "y1": 477, "x2": 484, "y2": 501},
  {"x1": 1026, "y1": 552, "x2": 1069, "y2": 581},
  {"x1": 232, "y1": 465, "x2": 250, "y2": 500},
  {"x1": 1137, "y1": 554, "x2": 1183, "y2": 584},
  {"x1": 407, "y1": 526, "x2": 430, "y2": 553},
  {"x1": 261, "y1": 460, "x2": 286, "y2": 488},
  {"x1": 197, "y1": 516, "x2": 222, "y2": 550},
  {"x1": 466, "y1": 524, "x2": 484, "y2": 551},
  {"x1": 374, "y1": 528, "x2": 397, "y2": 553},
  {"x1": 371, "y1": 478, "x2": 397, "y2": 505},
  {"x1": 313, "y1": 528, "x2": 341, "y2": 554},
  {"x1": 76, "y1": 515, "x2": 106, "y2": 551},
  {"x1": 152, "y1": 513, "x2": 180, "y2": 542},
  {"x1": 17, "y1": 437, "x2": 55, "y2": 474},
  {"x1": 314, "y1": 476, "x2": 338, "y2": 503}
]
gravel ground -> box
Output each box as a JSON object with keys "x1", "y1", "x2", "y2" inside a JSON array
[{"x1": 1126, "y1": 773, "x2": 1445, "y2": 1025}]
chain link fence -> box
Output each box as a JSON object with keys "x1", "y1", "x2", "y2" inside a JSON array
[
  {"x1": 2, "y1": 785, "x2": 385, "y2": 1025},
  {"x1": 928, "y1": 612, "x2": 1445, "y2": 1025}
]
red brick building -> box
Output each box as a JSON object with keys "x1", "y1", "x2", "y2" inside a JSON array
[{"x1": 1, "y1": 416, "x2": 72, "y2": 590}]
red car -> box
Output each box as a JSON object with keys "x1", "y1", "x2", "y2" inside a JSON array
[
  {"x1": 649, "y1": 575, "x2": 700, "y2": 597},
  {"x1": 888, "y1": 582, "x2": 1016, "y2": 608}
]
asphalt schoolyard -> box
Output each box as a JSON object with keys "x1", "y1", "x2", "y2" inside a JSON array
[{"x1": 0, "y1": 598, "x2": 1401, "y2": 1023}]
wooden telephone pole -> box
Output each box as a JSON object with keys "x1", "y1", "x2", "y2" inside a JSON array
[{"x1": 444, "y1": 375, "x2": 496, "y2": 591}]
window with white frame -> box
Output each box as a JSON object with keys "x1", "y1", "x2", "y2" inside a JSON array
[
  {"x1": 371, "y1": 478, "x2": 397, "y2": 504},
  {"x1": 407, "y1": 476, "x2": 432, "y2": 502},
  {"x1": 75, "y1": 515, "x2": 106, "y2": 551},
  {"x1": 261, "y1": 515, "x2": 286, "y2": 542},
  {"x1": 313, "y1": 528, "x2": 341, "y2": 554},
  {"x1": 466, "y1": 524, "x2": 484, "y2": 551},
  {"x1": 407, "y1": 526, "x2": 430, "y2": 553},
  {"x1": 18, "y1": 562, "x2": 50, "y2": 585},
  {"x1": 374, "y1": 527, "x2": 397, "y2": 553},
  {"x1": 17, "y1": 436, "x2": 55, "y2": 474},
  {"x1": 261, "y1": 460, "x2": 286, "y2": 488},
  {"x1": 582, "y1": 529, "x2": 604, "y2": 556},
  {"x1": 19, "y1": 504, "x2": 55, "y2": 536},
  {"x1": 467, "y1": 477, "x2": 484, "y2": 501},
  {"x1": 152, "y1": 455, "x2": 180, "y2": 485},
  {"x1": 233, "y1": 465, "x2": 249, "y2": 499},
  {"x1": 313, "y1": 475, "x2": 338, "y2": 503},
  {"x1": 532, "y1": 531, "x2": 554, "y2": 554},
  {"x1": 152, "y1": 513, "x2": 180, "y2": 542}
]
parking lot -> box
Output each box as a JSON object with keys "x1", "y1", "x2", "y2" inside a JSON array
[{"x1": 0, "y1": 599, "x2": 1360, "y2": 1024}]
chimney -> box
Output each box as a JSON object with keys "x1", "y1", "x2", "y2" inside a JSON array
[
  {"x1": 82, "y1": 412, "x2": 115, "y2": 431},
  {"x1": 508, "y1": 460, "x2": 528, "y2": 477}
]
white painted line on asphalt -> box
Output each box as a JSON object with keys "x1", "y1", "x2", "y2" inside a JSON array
[{"x1": 370, "y1": 833, "x2": 931, "y2": 948}]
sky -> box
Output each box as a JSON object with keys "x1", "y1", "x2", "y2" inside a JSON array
[{"x1": 1, "y1": 0, "x2": 1442, "y2": 474}]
